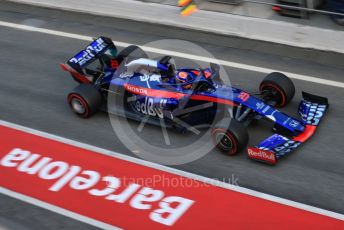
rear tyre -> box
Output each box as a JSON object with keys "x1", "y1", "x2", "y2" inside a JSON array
[
  {"x1": 67, "y1": 84, "x2": 102, "y2": 118},
  {"x1": 260, "y1": 72, "x2": 295, "y2": 108},
  {"x1": 211, "y1": 118, "x2": 249, "y2": 155},
  {"x1": 117, "y1": 45, "x2": 148, "y2": 63}
]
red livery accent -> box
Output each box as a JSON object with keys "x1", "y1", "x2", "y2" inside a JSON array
[
  {"x1": 191, "y1": 70, "x2": 201, "y2": 76},
  {"x1": 60, "y1": 63, "x2": 69, "y2": 71},
  {"x1": 60, "y1": 63, "x2": 91, "y2": 84},
  {"x1": 124, "y1": 84, "x2": 237, "y2": 106},
  {"x1": 247, "y1": 147, "x2": 277, "y2": 164},
  {"x1": 190, "y1": 95, "x2": 236, "y2": 106},
  {"x1": 238, "y1": 92, "x2": 250, "y2": 102},
  {"x1": 203, "y1": 70, "x2": 211, "y2": 78},
  {"x1": 124, "y1": 83, "x2": 185, "y2": 99},
  {"x1": 272, "y1": 6, "x2": 281, "y2": 11},
  {"x1": 110, "y1": 59, "x2": 119, "y2": 69},
  {"x1": 293, "y1": 125, "x2": 317, "y2": 143}
]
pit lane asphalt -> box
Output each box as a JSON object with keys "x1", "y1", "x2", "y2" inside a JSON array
[{"x1": 0, "y1": 1, "x2": 344, "y2": 229}]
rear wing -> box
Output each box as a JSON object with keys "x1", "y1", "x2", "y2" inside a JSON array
[
  {"x1": 67, "y1": 36, "x2": 117, "y2": 73},
  {"x1": 247, "y1": 92, "x2": 329, "y2": 165}
]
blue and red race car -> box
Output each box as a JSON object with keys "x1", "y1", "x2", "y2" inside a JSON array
[{"x1": 61, "y1": 37, "x2": 329, "y2": 165}]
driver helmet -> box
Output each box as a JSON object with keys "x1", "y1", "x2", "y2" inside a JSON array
[{"x1": 176, "y1": 71, "x2": 192, "y2": 89}]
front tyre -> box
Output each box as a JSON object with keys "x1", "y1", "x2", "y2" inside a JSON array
[
  {"x1": 260, "y1": 72, "x2": 295, "y2": 108},
  {"x1": 67, "y1": 84, "x2": 102, "y2": 118},
  {"x1": 211, "y1": 118, "x2": 249, "y2": 155}
]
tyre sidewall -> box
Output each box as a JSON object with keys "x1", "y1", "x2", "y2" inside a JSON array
[
  {"x1": 68, "y1": 84, "x2": 102, "y2": 118},
  {"x1": 260, "y1": 72, "x2": 295, "y2": 107},
  {"x1": 212, "y1": 118, "x2": 249, "y2": 155}
]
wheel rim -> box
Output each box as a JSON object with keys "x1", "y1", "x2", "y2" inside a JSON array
[
  {"x1": 215, "y1": 132, "x2": 233, "y2": 152},
  {"x1": 71, "y1": 98, "x2": 86, "y2": 114},
  {"x1": 260, "y1": 83, "x2": 286, "y2": 107}
]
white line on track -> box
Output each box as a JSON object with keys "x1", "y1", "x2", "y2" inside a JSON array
[
  {"x1": 0, "y1": 187, "x2": 121, "y2": 230},
  {"x1": 0, "y1": 20, "x2": 344, "y2": 89},
  {"x1": 1, "y1": 119, "x2": 344, "y2": 221}
]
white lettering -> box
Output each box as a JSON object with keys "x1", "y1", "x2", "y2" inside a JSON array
[
  {"x1": 89, "y1": 176, "x2": 121, "y2": 196},
  {"x1": 70, "y1": 170, "x2": 100, "y2": 190},
  {"x1": 106, "y1": 183, "x2": 141, "y2": 203},
  {"x1": 18, "y1": 154, "x2": 51, "y2": 174},
  {"x1": 49, "y1": 166, "x2": 81, "y2": 192},
  {"x1": 130, "y1": 187, "x2": 164, "y2": 210},
  {"x1": 2, "y1": 148, "x2": 194, "y2": 226},
  {"x1": 247, "y1": 148, "x2": 275, "y2": 161},
  {"x1": 135, "y1": 98, "x2": 165, "y2": 118},
  {"x1": 1, "y1": 148, "x2": 30, "y2": 167},
  {"x1": 39, "y1": 161, "x2": 69, "y2": 180},
  {"x1": 150, "y1": 196, "x2": 194, "y2": 226}
]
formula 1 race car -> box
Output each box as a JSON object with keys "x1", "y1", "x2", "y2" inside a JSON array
[{"x1": 61, "y1": 37, "x2": 329, "y2": 165}]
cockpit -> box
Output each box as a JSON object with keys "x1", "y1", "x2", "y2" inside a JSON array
[{"x1": 123, "y1": 56, "x2": 221, "y2": 93}]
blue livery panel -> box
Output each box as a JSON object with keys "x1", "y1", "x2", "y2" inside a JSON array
[{"x1": 233, "y1": 88, "x2": 305, "y2": 134}]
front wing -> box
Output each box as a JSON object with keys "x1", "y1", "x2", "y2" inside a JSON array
[{"x1": 247, "y1": 92, "x2": 329, "y2": 165}]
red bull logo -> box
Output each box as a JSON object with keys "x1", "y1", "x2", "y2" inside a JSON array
[{"x1": 247, "y1": 147, "x2": 276, "y2": 164}]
